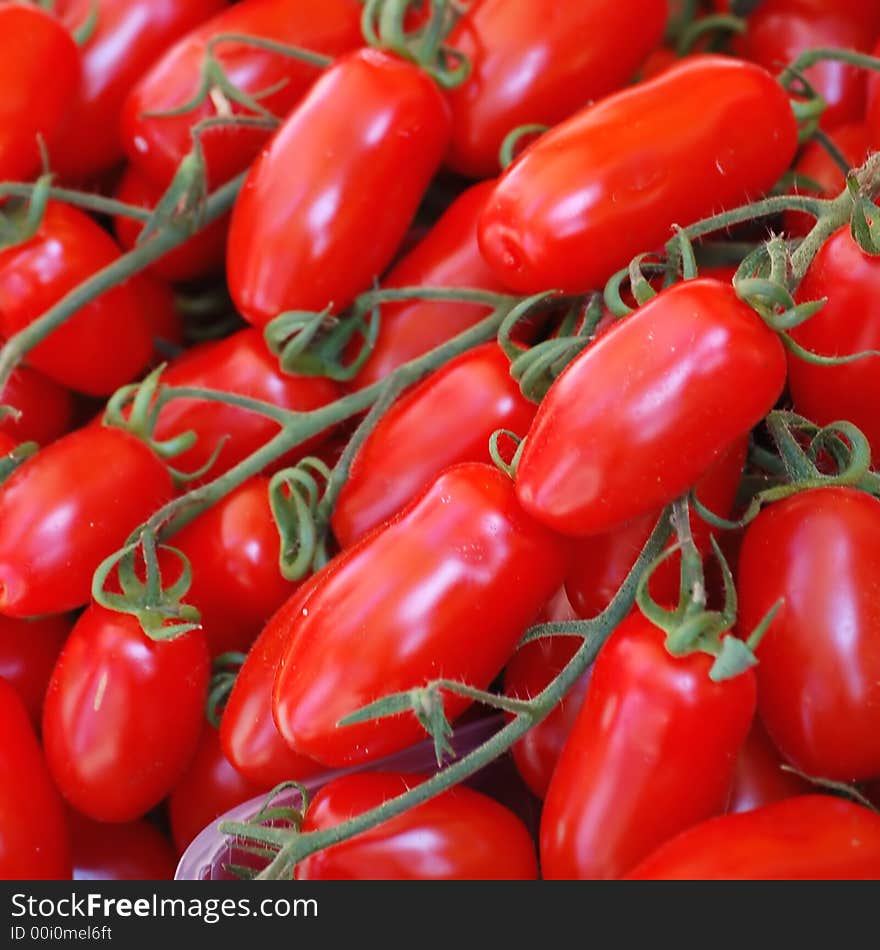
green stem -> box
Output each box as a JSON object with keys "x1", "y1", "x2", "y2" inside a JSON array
[{"x1": 0, "y1": 183, "x2": 151, "y2": 222}]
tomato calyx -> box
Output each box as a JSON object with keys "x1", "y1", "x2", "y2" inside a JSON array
[
  {"x1": 0, "y1": 440, "x2": 37, "y2": 486},
  {"x1": 206, "y1": 651, "x2": 246, "y2": 729}
]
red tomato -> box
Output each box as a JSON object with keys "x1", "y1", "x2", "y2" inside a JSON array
[
  {"x1": 53, "y1": 0, "x2": 226, "y2": 182},
  {"x1": 350, "y1": 180, "x2": 509, "y2": 391},
  {"x1": 69, "y1": 811, "x2": 178, "y2": 880},
  {"x1": 0, "y1": 613, "x2": 71, "y2": 729},
  {"x1": 220, "y1": 580, "x2": 327, "y2": 789},
  {"x1": 738, "y1": 487, "x2": 880, "y2": 781},
  {"x1": 0, "y1": 364, "x2": 74, "y2": 446},
  {"x1": 169, "y1": 725, "x2": 268, "y2": 855},
  {"x1": 0, "y1": 202, "x2": 155, "y2": 396},
  {"x1": 274, "y1": 463, "x2": 571, "y2": 767},
  {"x1": 333, "y1": 343, "x2": 537, "y2": 548},
  {"x1": 444, "y1": 0, "x2": 667, "y2": 178},
  {"x1": 122, "y1": 0, "x2": 364, "y2": 188},
  {"x1": 113, "y1": 164, "x2": 230, "y2": 282},
  {"x1": 0, "y1": 4, "x2": 80, "y2": 184},
  {"x1": 565, "y1": 437, "x2": 747, "y2": 618},
  {"x1": 227, "y1": 49, "x2": 452, "y2": 327},
  {"x1": 789, "y1": 228, "x2": 880, "y2": 462},
  {"x1": 514, "y1": 279, "x2": 785, "y2": 538},
  {"x1": 43, "y1": 605, "x2": 209, "y2": 822},
  {"x1": 734, "y1": 0, "x2": 872, "y2": 131},
  {"x1": 540, "y1": 611, "x2": 756, "y2": 879},
  {"x1": 478, "y1": 56, "x2": 798, "y2": 295},
  {"x1": 170, "y1": 476, "x2": 296, "y2": 657},
  {"x1": 503, "y1": 635, "x2": 588, "y2": 800},
  {"x1": 0, "y1": 678, "x2": 72, "y2": 879},
  {"x1": 152, "y1": 329, "x2": 341, "y2": 484},
  {"x1": 728, "y1": 721, "x2": 811, "y2": 815},
  {"x1": 296, "y1": 772, "x2": 538, "y2": 880},
  {"x1": 627, "y1": 796, "x2": 880, "y2": 879}
]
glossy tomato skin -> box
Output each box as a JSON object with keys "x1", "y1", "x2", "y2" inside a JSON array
[
  {"x1": 333, "y1": 343, "x2": 537, "y2": 547},
  {"x1": 43, "y1": 606, "x2": 209, "y2": 823},
  {"x1": 738, "y1": 487, "x2": 880, "y2": 780},
  {"x1": 296, "y1": 772, "x2": 538, "y2": 880},
  {"x1": 0, "y1": 5, "x2": 80, "y2": 184},
  {"x1": 169, "y1": 725, "x2": 268, "y2": 854},
  {"x1": 728, "y1": 721, "x2": 810, "y2": 815},
  {"x1": 0, "y1": 364, "x2": 74, "y2": 447},
  {"x1": 122, "y1": 0, "x2": 364, "y2": 189},
  {"x1": 0, "y1": 202, "x2": 154, "y2": 396},
  {"x1": 0, "y1": 426, "x2": 173, "y2": 618},
  {"x1": 228, "y1": 49, "x2": 453, "y2": 327},
  {"x1": 565, "y1": 437, "x2": 747, "y2": 618},
  {"x1": 53, "y1": 0, "x2": 226, "y2": 182},
  {"x1": 69, "y1": 812, "x2": 178, "y2": 880},
  {"x1": 0, "y1": 613, "x2": 72, "y2": 729},
  {"x1": 152, "y1": 329, "x2": 340, "y2": 484},
  {"x1": 444, "y1": 0, "x2": 667, "y2": 178},
  {"x1": 515, "y1": 279, "x2": 785, "y2": 538},
  {"x1": 789, "y1": 228, "x2": 880, "y2": 462},
  {"x1": 479, "y1": 56, "x2": 798, "y2": 294},
  {"x1": 350, "y1": 180, "x2": 509, "y2": 391},
  {"x1": 627, "y1": 796, "x2": 880, "y2": 879},
  {"x1": 274, "y1": 463, "x2": 571, "y2": 767},
  {"x1": 540, "y1": 612, "x2": 756, "y2": 879},
  {"x1": 114, "y1": 164, "x2": 229, "y2": 282},
  {"x1": 170, "y1": 476, "x2": 296, "y2": 657},
  {"x1": 0, "y1": 678, "x2": 72, "y2": 879}
]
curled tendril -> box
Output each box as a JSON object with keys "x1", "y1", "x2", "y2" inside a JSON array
[
  {"x1": 269, "y1": 458, "x2": 333, "y2": 581},
  {"x1": 498, "y1": 123, "x2": 548, "y2": 170},
  {"x1": 206, "y1": 652, "x2": 247, "y2": 728},
  {"x1": 488, "y1": 429, "x2": 524, "y2": 479}
]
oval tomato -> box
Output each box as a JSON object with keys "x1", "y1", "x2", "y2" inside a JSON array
[
  {"x1": 0, "y1": 364, "x2": 74, "y2": 447},
  {"x1": 738, "y1": 487, "x2": 880, "y2": 781},
  {"x1": 0, "y1": 613, "x2": 71, "y2": 729},
  {"x1": 540, "y1": 611, "x2": 756, "y2": 879},
  {"x1": 478, "y1": 56, "x2": 798, "y2": 294},
  {"x1": 728, "y1": 721, "x2": 811, "y2": 815},
  {"x1": 444, "y1": 0, "x2": 667, "y2": 178},
  {"x1": 122, "y1": 0, "x2": 364, "y2": 188},
  {"x1": 0, "y1": 426, "x2": 173, "y2": 618},
  {"x1": 296, "y1": 772, "x2": 538, "y2": 880},
  {"x1": 627, "y1": 796, "x2": 880, "y2": 879},
  {"x1": 0, "y1": 202, "x2": 155, "y2": 396},
  {"x1": 69, "y1": 811, "x2": 178, "y2": 880},
  {"x1": 514, "y1": 278, "x2": 785, "y2": 538},
  {"x1": 43, "y1": 605, "x2": 209, "y2": 822},
  {"x1": 333, "y1": 343, "x2": 537, "y2": 547},
  {"x1": 274, "y1": 463, "x2": 571, "y2": 767},
  {"x1": 0, "y1": 678, "x2": 72, "y2": 879},
  {"x1": 227, "y1": 48, "x2": 452, "y2": 327}
]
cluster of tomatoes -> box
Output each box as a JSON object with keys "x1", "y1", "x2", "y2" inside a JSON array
[{"x1": 3, "y1": 0, "x2": 880, "y2": 883}]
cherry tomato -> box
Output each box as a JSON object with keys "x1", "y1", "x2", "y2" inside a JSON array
[
  {"x1": 296, "y1": 772, "x2": 538, "y2": 880},
  {"x1": 122, "y1": 0, "x2": 364, "y2": 188},
  {"x1": 274, "y1": 463, "x2": 571, "y2": 767},
  {"x1": 152, "y1": 329, "x2": 341, "y2": 484},
  {"x1": 540, "y1": 611, "x2": 756, "y2": 879},
  {"x1": 170, "y1": 476, "x2": 296, "y2": 656},
  {"x1": 0, "y1": 613, "x2": 71, "y2": 729},
  {"x1": 350, "y1": 180, "x2": 509, "y2": 391},
  {"x1": 227, "y1": 49, "x2": 452, "y2": 327},
  {"x1": 113, "y1": 165, "x2": 230, "y2": 283},
  {"x1": 69, "y1": 811, "x2": 178, "y2": 880},
  {"x1": 478, "y1": 56, "x2": 798, "y2": 295},
  {"x1": 789, "y1": 227, "x2": 880, "y2": 462},
  {"x1": 627, "y1": 796, "x2": 880, "y2": 879},
  {"x1": 169, "y1": 725, "x2": 268, "y2": 855},
  {"x1": 728, "y1": 721, "x2": 811, "y2": 815},
  {"x1": 444, "y1": 0, "x2": 667, "y2": 178},
  {"x1": 0, "y1": 678, "x2": 72, "y2": 879},
  {"x1": 0, "y1": 202, "x2": 155, "y2": 396},
  {"x1": 738, "y1": 487, "x2": 880, "y2": 781},
  {"x1": 333, "y1": 343, "x2": 537, "y2": 547},
  {"x1": 0, "y1": 4, "x2": 80, "y2": 184},
  {"x1": 53, "y1": 0, "x2": 226, "y2": 183},
  {"x1": 0, "y1": 364, "x2": 74, "y2": 447},
  {"x1": 0, "y1": 426, "x2": 173, "y2": 618},
  {"x1": 43, "y1": 605, "x2": 209, "y2": 822},
  {"x1": 514, "y1": 279, "x2": 785, "y2": 538}
]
